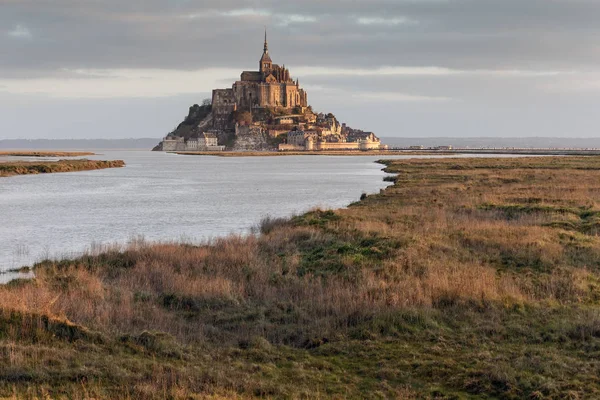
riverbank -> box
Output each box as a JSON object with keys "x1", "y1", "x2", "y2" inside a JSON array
[
  {"x1": 0, "y1": 159, "x2": 125, "y2": 177},
  {"x1": 2, "y1": 156, "x2": 600, "y2": 398},
  {"x1": 0, "y1": 151, "x2": 95, "y2": 157}
]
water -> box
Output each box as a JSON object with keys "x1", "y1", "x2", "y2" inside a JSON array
[
  {"x1": 1, "y1": 151, "x2": 397, "y2": 279},
  {"x1": 1, "y1": 151, "x2": 545, "y2": 282}
]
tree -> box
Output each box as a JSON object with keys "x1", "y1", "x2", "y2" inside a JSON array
[{"x1": 202, "y1": 98, "x2": 212, "y2": 106}]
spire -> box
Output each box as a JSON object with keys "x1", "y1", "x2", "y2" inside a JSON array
[
  {"x1": 264, "y1": 27, "x2": 268, "y2": 53},
  {"x1": 259, "y1": 28, "x2": 272, "y2": 72}
]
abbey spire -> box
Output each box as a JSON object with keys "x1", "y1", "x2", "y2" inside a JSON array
[
  {"x1": 264, "y1": 28, "x2": 268, "y2": 53},
  {"x1": 259, "y1": 28, "x2": 272, "y2": 72}
]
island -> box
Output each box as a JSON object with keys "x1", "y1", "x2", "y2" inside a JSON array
[{"x1": 153, "y1": 32, "x2": 387, "y2": 153}]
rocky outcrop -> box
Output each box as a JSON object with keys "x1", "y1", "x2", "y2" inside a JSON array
[
  {"x1": 153, "y1": 101, "x2": 380, "y2": 152},
  {"x1": 168, "y1": 104, "x2": 212, "y2": 141}
]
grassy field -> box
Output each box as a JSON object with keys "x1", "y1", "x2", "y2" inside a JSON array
[
  {"x1": 0, "y1": 151, "x2": 95, "y2": 157},
  {"x1": 0, "y1": 159, "x2": 125, "y2": 177},
  {"x1": 2, "y1": 156, "x2": 600, "y2": 398}
]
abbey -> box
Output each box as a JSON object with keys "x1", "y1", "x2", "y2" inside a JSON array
[
  {"x1": 212, "y1": 31, "x2": 308, "y2": 119},
  {"x1": 154, "y1": 31, "x2": 386, "y2": 152}
]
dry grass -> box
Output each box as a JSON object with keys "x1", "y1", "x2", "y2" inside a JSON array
[
  {"x1": 0, "y1": 159, "x2": 125, "y2": 177},
  {"x1": 2, "y1": 156, "x2": 600, "y2": 398}
]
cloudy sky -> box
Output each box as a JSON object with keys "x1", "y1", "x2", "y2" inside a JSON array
[{"x1": 1, "y1": 0, "x2": 600, "y2": 139}]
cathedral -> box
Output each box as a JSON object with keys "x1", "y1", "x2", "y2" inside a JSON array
[{"x1": 212, "y1": 31, "x2": 308, "y2": 120}]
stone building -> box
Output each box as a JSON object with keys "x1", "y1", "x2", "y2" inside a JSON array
[
  {"x1": 161, "y1": 133, "x2": 223, "y2": 152},
  {"x1": 162, "y1": 136, "x2": 185, "y2": 151},
  {"x1": 212, "y1": 31, "x2": 308, "y2": 116},
  {"x1": 201, "y1": 132, "x2": 219, "y2": 147},
  {"x1": 279, "y1": 129, "x2": 386, "y2": 152}
]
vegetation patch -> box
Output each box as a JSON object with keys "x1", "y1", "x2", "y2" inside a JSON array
[
  {"x1": 0, "y1": 159, "x2": 125, "y2": 177},
  {"x1": 3, "y1": 156, "x2": 600, "y2": 397}
]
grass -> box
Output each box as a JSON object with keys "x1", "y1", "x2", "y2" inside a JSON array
[
  {"x1": 0, "y1": 151, "x2": 95, "y2": 157},
  {"x1": 2, "y1": 156, "x2": 600, "y2": 398},
  {"x1": 0, "y1": 159, "x2": 125, "y2": 177}
]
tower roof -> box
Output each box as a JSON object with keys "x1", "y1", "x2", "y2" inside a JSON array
[
  {"x1": 260, "y1": 28, "x2": 272, "y2": 63},
  {"x1": 264, "y1": 28, "x2": 268, "y2": 52}
]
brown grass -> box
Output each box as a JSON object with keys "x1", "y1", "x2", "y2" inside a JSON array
[
  {"x1": 2, "y1": 156, "x2": 600, "y2": 398},
  {"x1": 0, "y1": 159, "x2": 125, "y2": 177}
]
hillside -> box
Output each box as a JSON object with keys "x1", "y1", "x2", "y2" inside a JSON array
[
  {"x1": 154, "y1": 98, "x2": 382, "y2": 152},
  {"x1": 168, "y1": 104, "x2": 213, "y2": 140},
  {"x1": 2, "y1": 156, "x2": 600, "y2": 398}
]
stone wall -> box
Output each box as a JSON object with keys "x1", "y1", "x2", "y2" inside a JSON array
[
  {"x1": 279, "y1": 144, "x2": 305, "y2": 151},
  {"x1": 233, "y1": 125, "x2": 270, "y2": 151},
  {"x1": 162, "y1": 137, "x2": 186, "y2": 151},
  {"x1": 232, "y1": 81, "x2": 307, "y2": 110},
  {"x1": 212, "y1": 89, "x2": 236, "y2": 129}
]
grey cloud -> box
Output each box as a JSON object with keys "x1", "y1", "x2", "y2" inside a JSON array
[
  {"x1": 2, "y1": 0, "x2": 600, "y2": 139},
  {"x1": 2, "y1": 0, "x2": 600, "y2": 74},
  {"x1": 7, "y1": 24, "x2": 33, "y2": 39}
]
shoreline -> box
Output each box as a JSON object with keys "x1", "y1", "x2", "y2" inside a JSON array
[
  {"x1": 172, "y1": 150, "x2": 452, "y2": 157},
  {"x1": 0, "y1": 158, "x2": 391, "y2": 278},
  {"x1": 171, "y1": 148, "x2": 600, "y2": 157}
]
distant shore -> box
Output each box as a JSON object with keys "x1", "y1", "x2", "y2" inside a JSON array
[
  {"x1": 172, "y1": 150, "x2": 444, "y2": 157},
  {"x1": 172, "y1": 148, "x2": 600, "y2": 157},
  {"x1": 173, "y1": 151, "x2": 406, "y2": 157},
  {"x1": 0, "y1": 159, "x2": 125, "y2": 177},
  {"x1": 0, "y1": 151, "x2": 96, "y2": 157}
]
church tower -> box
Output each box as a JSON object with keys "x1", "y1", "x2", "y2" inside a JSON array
[{"x1": 259, "y1": 29, "x2": 272, "y2": 73}]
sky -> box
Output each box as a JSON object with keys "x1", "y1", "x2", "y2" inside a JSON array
[{"x1": 1, "y1": 0, "x2": 600, "y2": 139}]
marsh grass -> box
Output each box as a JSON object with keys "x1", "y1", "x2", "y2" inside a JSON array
[
  {"x1": 0, "y1": 159, "x2": 125, "y2": 177},
  {"x1": 2, "y1": 156, "x2": 600, "y2": 398}
]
